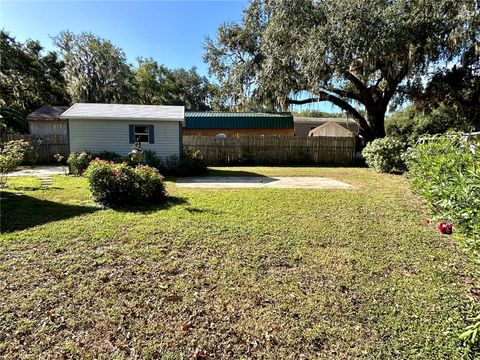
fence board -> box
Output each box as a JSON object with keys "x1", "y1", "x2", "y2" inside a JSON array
[
  {"x1": 183, "y1": 136, "x2": 355, "y2": 165},
  {"x1": 1, "y1": 133, "x2": 68, "y2": 163}
]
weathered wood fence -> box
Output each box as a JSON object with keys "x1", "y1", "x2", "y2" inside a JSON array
[
  {"x1": 183, "y1": 136, "x2": 355, "y2": 165},
  {"x1": 1, "y1": 134, "x2": 68, "y2": 163}
]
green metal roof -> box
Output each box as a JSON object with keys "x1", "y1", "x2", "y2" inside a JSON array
[{"x1": 184, "y1": 112, "x2": 294, "y2": 129}]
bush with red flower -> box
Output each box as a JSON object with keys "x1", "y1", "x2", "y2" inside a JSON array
[
  {"x1": 406, "y1": 133, "x2": 480, "y2": 346},
  {"x1": 406, "y1": 133, "x2": 479, "y2": 245},
  {"x1": 84, "y1": 159, "x2": 166, "y2": 205}
]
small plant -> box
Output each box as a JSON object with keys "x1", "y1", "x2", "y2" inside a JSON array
[
  {"x1": 0, "y1": 140, "x2": 33, "y2": 187},
  {"x1": 459, "y1": 314, "x2": 480, "y2": 349},
  {"x1": 67, "y1": 151, "x2": 94, "y2": 175},
  {"x1": 84, "y1": 160, "x2": 166, "y2": 206},
  {"x1": 54, "y1": 153, "x2": 68, "y2": 175},
  {"x1": 362, "y1": 136, "x2": 407, "y2": 173}
]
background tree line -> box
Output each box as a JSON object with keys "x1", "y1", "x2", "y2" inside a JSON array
[{"x1": 0, "y1": 30, "x2": 218, "y2": 132}]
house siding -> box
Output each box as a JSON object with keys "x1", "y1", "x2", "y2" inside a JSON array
[{"x1": 69, "y1": 119, "x2": 180, "y2": 158}]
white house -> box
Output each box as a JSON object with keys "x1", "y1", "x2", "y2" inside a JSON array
[{"x1": 61, "y1": 103, "x2": 184, "y2": 158}]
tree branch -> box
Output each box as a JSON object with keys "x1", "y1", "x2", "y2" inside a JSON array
[
  {"x1": 287, "y1": 91, "x2": 370, "y2": 132},
  {"x1": 344, "y1": 71, "x2": 368, "y2": 94}
]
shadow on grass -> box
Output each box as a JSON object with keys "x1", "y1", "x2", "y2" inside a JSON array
[
  {"x1": 107, "y1": 195, "x2": 189, "y2": 214},
  {"x1": 1, "y1": 193, "x2": 189, "y2": 232},
  {"x1": 0, "y1": 192, "x2": 98, "y2": 233}
]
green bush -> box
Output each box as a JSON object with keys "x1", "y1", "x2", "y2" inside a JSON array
[
  {"x1": 84, "y1": 160, "x2": 166, "y2": 206},
  {"x1": 67, "y1": 151, "x2": 94, "y2": 175},
  {"x1": 94, "y1": 151, "x2": 124, "y2": 163},
  {"x1": 142, "y1": 150, "x2": 207, "y2": 177},
  {"x1": 406, "y1": 133, "x2": 480, "y2": 245},
  {"x1": 405, "y1": 133, "x2": 480, "y2": 347},
  {"x1": 362, "y1": 137, "x2": 407, "y2": 173},
  {"x1": 67, "y1": 151, "x2": 123, "y2": 175},
  {"x1": 172, "y1": 150, "x2": 207, "y2": 177},
  {"x1": 0, "y1": 140, "x2": 33, "y2": 187}
]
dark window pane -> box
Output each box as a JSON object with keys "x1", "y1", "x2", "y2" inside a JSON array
[
  {"x1": 134, "y1": 125, "x2": 148, "y2": 134},
  {"x1": 135, "y1": 134, "x2": 149, "y2": 143}
]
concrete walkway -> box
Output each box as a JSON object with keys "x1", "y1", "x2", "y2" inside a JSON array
[
  {"x1": 176, "y1": 176, "x2": 353, "y2": 189},
  {"x1": 6, "y1": 166, "x2": 66, "y2": 177}
]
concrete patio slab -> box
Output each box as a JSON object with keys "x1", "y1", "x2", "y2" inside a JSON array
[
  {"x1": 176, "y1": 176, "x2": 353, "y2": 189},
  {"x1": 6, "y1": 166, "x2": 66, "y2": 177}
]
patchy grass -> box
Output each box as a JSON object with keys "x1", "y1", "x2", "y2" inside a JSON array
[{"x1": 0, "y1": 167, "x2": 478, "y2": 359}]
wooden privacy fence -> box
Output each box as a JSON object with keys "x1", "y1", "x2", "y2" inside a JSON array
[
  {"x1": 1, "y1": 134, "x2": 68, "y2": 163},
  {"x1": 183, "y1": 136, "x2": 355, "y2": 165}
]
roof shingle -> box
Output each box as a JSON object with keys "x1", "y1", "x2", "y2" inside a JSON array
[{"x1": 27, "y1": 105, "x2": 69, "y2": 121}]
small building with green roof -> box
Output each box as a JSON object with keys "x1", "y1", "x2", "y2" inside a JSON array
[{"x1": 184, "y1": 112, "x2": 294, "y2": 137}]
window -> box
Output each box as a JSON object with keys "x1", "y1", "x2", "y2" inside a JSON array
[
  {"x1": 134, "y1": 125, "x2": 149, "y2": 143},
  {"x1": 129, "y1": 124, "x2": 154, "y2": 144}
]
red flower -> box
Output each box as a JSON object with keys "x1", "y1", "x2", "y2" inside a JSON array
[
  {"x1": 95, "y1": 157, "x2": 100, "y2": 160},
  {"x1": 437, "y1": 221, "x2": 453, "y2": 235}
]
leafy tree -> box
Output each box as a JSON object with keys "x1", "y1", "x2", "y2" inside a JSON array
[
  {"x1": 131, "y1": 60, "x2": 213, "y2": 110},
  {"x1": 205, "y1": 0, "x2": 477, "y2": 140},
  {"x1": 414, "y1": 45, "x2": 480, "y2": 130},
  {"x1": 292, "y1": 110, "x2": 345, "y2": 118},
  {"x1": 0, "y1": 31, "x2": 69, "y2": 131},
  {"x1": 54, "y1": 31, "x2": 132, "y2": 103},
  {"x1": 385, "y1": 104, "x2": 466, "y2": 143},
  {"x1": 131, "y1": 58, "x2": 174, "y2": 105},
  {"x1": 169, "y1": 67, "x2": 212, "y2": 111}
]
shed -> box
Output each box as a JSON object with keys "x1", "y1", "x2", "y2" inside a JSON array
[
  {"x1": 27, "y1": 105, "x2": 69, "y2": 137},
  {"x1": 294, "y1": 117, "x2": 359, "y2": 137},
  {"x1": 308, "y1": 122, "x2": 354, "y2": 137},
  {"x1": 184, "y1": 112, "x2": 294, "y2": 137},
  {"x1": 62, "y1": 103, "x2": 184, "y2": 158}
]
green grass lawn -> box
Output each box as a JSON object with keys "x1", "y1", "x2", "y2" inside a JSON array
[{"x1": 0, "y1": 167, "x2": 478, "y2": 359}]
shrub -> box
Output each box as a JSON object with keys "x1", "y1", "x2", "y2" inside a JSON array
[
  {"x1": 142, "y1": 150, "x2": 207, "y2": 177},
  {"x1": 362, "y1": 136, "x2": 407, "y2": 173},
  {"x1": 94, "y1": 151, "x2": 124, "y2": 163},
  {"x1": 67, "y1": 151, "x2": 94, "y2": 175},
  {"x1": 405, "y1": 133, "x2": 480, "y2": 245},
  {"x1": 143, "y1": 149, "x2": 165, "y2": 172},
  {"x1": 0, "y1": 140, "x2": 33, "y2": 187},
  {"x1": 172, "y1": 150, "x2": 207, "y2": 177},
  {"x1": 84, "y1": 160, "x2": 166, "y2": 206},
  {"x1": 67, "y1": 151, "x2": 123, "y2": 175},
  {"x1": 405, "y1": 133, "x2": 480, "y2": 347}
]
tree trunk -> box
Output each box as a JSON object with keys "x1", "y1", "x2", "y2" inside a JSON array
[
  {"x1": 363, "y1": 102, "x2": 387, "y2": 142},
  {"x1": 367, "y1": 111, "x2": 386, "y2": 141}
]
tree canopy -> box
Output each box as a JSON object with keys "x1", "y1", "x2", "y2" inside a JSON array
[
  {"x1": 54, "y1": 31, "x2": 132, "y2": 104},
  {"x1": 0, "y1": 30, "x2": 69, "y2": 130},
  {"x1": 205, "y1": 0, "x2": 478, "y2": 139}
]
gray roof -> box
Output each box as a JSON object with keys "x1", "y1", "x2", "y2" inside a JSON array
[
  {"x1": 61, "y1": 103, "x2": 184, "y2": 121},
  {"x1": 27, "y1": 105, "x2": 69, "y2": 121}
]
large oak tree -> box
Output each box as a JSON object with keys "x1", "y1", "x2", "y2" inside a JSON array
[
  {"x1": 54, "y1": 31, "x2": 132, "y2": 104},
  {"x1": 205, "y1": 0, "x2": 478, "y2": 140}
]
